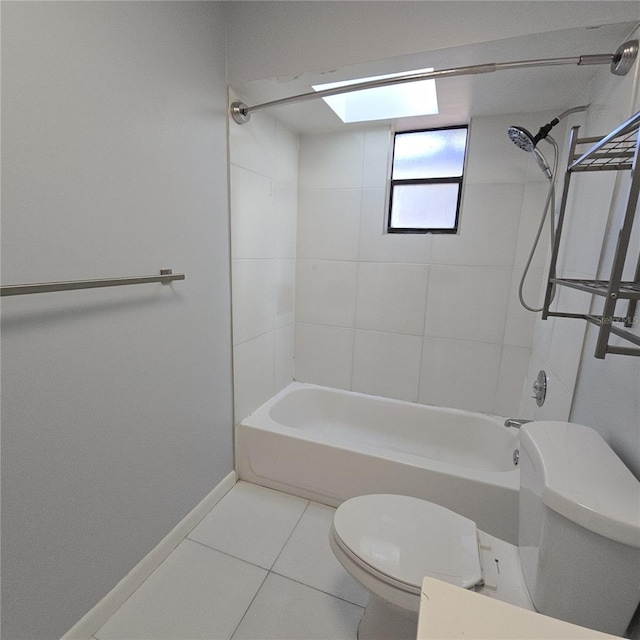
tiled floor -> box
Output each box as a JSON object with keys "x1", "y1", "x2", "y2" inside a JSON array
[{"x1": 93, "y1": 482, "x2": 368, "y2": 640}]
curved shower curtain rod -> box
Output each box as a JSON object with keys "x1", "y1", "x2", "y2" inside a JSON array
[{"x1": 230, "y1": 39, "x2": 638, "y2": 124}]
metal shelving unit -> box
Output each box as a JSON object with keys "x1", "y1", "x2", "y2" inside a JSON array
[{"x1": 542, "y1": 111, "x2": 640, "y2": 358}]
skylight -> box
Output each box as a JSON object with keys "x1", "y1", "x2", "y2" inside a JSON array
[{"x1": 312, "y1": 68, "x2": 439, "y2": 124}]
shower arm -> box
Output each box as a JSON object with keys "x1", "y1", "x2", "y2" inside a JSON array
[{"x1": 230, "y1": 40, "x2": 638, "y2": 124}]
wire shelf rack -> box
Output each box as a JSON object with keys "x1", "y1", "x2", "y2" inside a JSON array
[{"x1": 543, "y1": 110, "x2": 640, "y2": 358}]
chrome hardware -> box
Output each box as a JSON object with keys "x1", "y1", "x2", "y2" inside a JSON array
[
  {"x1": 612, "y1": 39, "x2": 639, "y2": 76},
  {"x1": 513, "y1": 449, "x2": 520, "y2": 466},
  {"x1": 230, "y1": 42, "x2": 639, "y2": 125},
  {"x1": 532, "y1": 369, "x2": 547, "y2": 407},
  {"x1": 0, "y1": 269, "x2": 185, "y2": 297},
  {"x1": 230, "y1": 101, "x2": 251, "y2": 125},
  {"x1": 504, "y1": 418, "x2": 533, "y2": 429}
]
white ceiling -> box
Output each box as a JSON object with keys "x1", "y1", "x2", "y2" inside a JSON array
[{"x1": 231, "y1": 22, "x2": 638, "y2": 134}]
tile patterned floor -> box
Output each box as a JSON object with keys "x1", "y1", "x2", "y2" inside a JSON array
[{"x1": 94, "y1": 482, "x2": 368, "y2": 640}]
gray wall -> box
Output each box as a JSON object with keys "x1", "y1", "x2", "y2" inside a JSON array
[
  {"x1": 225, "y1": 1, "x2": 640, "y2": 84},
  {"x1": 1, "y1": 3, "x2": 233, "y2": 638}
]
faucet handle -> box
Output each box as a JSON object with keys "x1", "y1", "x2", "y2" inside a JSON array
[
  {"x1": 504, "y1": 418, "x2": 533, "y2": 429},
  {"x1": 532, "y1": 370, "x2": 547, "y2": 407}
]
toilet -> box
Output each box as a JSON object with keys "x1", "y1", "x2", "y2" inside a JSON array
[{"x1": 330, "y1": 421, "x2": 640, "y2": 640}]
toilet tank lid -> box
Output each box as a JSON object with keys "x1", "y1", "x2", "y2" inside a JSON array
[{"x1": 521, "y1": 422, "x2": 640, "y2": 548}]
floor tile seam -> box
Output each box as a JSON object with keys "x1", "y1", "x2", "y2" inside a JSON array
[
  {"x1": 93, "y1": 536, "x2": 270, "y2": 640},
  {"x1": 185, "y1": 495, "x2": 311, "y2": 573},
  {"x1": 266, "y1": 499, "x2": 313, "y2": 570},
  {"x1": 229, "y1": 570, "x2": 271, "y2": 640},
  {"x1": 184, "y1": 536, "x2": 274, "y2": 573},
  {"x1": 268, "y1": 569, "x2": 367, "y2": 610}
]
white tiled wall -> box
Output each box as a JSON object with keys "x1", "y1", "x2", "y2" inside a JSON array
[
  {"x1": 519, "y1": 49, "x2": 640, "y2": 422},
  {"x1": 295, "y1": 114, "x2": 553, "y2": 415},
  {"x1": 230, "y1": 85, "x2": 638, "y2": 458},
  {"x1": 521, "y1": 30, "x2": 640, "y2": 487},
  {"x1": 516, "y1": 160, "x2": 612, "y2": 423},
  {"x1": 229, "y1": 102, "x2": 298, "y2": 423}
]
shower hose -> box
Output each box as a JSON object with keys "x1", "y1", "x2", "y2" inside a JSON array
[{"x1": 519, "y1": 136, "x2": 559, "y2": 312}]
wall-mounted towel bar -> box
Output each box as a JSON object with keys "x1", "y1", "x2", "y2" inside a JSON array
[{"x1": 0, "y1": 269, "x2": 185, "y2": 297}]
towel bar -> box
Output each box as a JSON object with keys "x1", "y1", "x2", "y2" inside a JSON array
[{"x1": 0, "y1": 269, "x2": 184, "y2": 297}]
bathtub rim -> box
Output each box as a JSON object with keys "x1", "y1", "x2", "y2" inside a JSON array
[{"x1": 239, "y1": 381, "x2": 519, "y2": 492}]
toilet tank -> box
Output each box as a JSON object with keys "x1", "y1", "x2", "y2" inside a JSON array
[{"x1": 518, "y1": 421, "x2": 640, "y2": 636}]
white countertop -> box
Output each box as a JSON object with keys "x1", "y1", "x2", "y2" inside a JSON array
[{"x1": 417, "y1": 577, "x2": 620, "y2": 639}]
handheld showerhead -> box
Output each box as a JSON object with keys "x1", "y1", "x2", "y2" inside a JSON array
[
  {"x1": 508, "y1": 119, "x2": 559, "y2": 152},
  {"x1": 507, "y1": 126, "x2": 553, "y2": 179},
  {"x1": 508, "y1": 125, "x2": 536, "y2": 152},
  {"x1": 507, "y1": 104, "x2": 590, "y2": 313},
  {"x1": 508, "y1": 104, "x2": 590, "y2": 153}
]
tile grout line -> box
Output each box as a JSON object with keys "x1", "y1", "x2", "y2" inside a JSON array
[
  {"x1": 228, "y1": 500, "x2": 312, "y2": 640},
  {"x1": 94, "y1": 488, "x2": 363, "y2": 640},
  {"x1": 269, "y1": 569, "x2": 367, "y2": 611},
  {"x1": 229, "y1": 570, "x2": 270, "y2": 640},
  {"x1": 268, "y1": 500, "x2": 312, "y2": 570},
  {"x1": 349, "y1": 132, "x2": 368, "y2": 393},
  {"x1": 264, "y1": 500, "x2": 367, "y2": 610},
  {"x1": 184, "y1": 537, "x2": 274, "y2": 572}
]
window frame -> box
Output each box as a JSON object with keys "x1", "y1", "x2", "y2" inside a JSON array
[{"x1": 387, "y1": 125, "x2": 468, "y2": 235}]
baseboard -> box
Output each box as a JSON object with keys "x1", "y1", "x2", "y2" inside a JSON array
[{"x1": 61, "y1": 470, "x2": 237, "y2": 640}]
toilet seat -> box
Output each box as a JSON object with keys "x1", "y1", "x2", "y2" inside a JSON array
[{"x1": 332, "y1": 494, "x2": 483, "y2": 591}]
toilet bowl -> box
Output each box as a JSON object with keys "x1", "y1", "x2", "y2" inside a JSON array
[
  {"x1": 330, "y1": 422, "x2": 640, "y2": 640},
  {"x1": 331, "y1": 495, "x2": 482, "y2": 603},
  {"x1": 330, "y1": 494, "x2": 531, "y2": 640}
]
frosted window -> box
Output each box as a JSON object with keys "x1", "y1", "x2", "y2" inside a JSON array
[
  {"x1": 390, "y1": 183, "x2": 460, "y2": 230},
  {"x1": 388, "y1": 126, "x2": 467, "y2": 234},
  {"x1": 393, "y1": 129, "x2": 467, "y2": 179}
]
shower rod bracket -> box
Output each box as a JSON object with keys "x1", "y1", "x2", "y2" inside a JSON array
[
  {"x1": 612, "y1": 39, "x2": 639, "y2": 76},
  {"x1": 230, "y1": 102, "x2": 251, "y2": 125},
  {"x1": 230, "y1": 40, "x2": 639, "y2": 125}
]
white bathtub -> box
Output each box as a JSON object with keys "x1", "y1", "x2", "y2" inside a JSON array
[{"x1": 236, "y1": 383, "x2": 520, "y2": 543}]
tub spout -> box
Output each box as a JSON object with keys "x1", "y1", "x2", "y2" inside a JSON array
[{"x1": 504, "y1": 418, "x2": 533, "y2": 429}]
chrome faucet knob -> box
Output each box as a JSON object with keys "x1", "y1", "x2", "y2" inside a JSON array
[
  {"x1": 504, "y1": 418, "x2": 533, "y2": 429},
  {"x1": 532, "y1": 370, "x2": 547, "y2": 407}
]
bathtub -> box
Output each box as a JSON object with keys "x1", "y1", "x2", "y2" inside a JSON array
[{"x1": 236, "y1": 383, "x2": 520, "y2": 543}]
